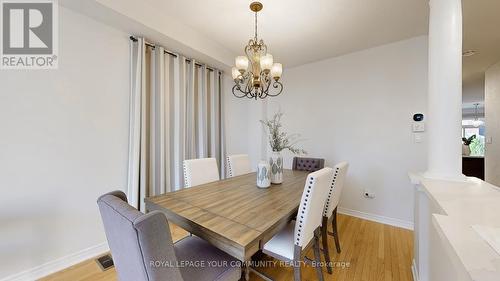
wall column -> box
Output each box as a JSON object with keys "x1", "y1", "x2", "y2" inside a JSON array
[{"x1": 424, "y1": 0, "x2": 465, "y2": 180}]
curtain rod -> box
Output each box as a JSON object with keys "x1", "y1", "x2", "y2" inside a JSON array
[{"x1": 129, "y1": 36, "x2": 219, "y2": 73}]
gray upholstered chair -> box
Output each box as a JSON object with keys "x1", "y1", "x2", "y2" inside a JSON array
[
  {"x1": 97, "y1": 191, "x2": 241, "y2": 281},
  {"x1": 292, "y1": 157, "x2": 325, "y2": 172}
]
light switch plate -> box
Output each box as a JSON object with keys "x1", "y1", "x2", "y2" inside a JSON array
[{"x1": 412, "y1": 122, "x2": 425, "y2": 132}]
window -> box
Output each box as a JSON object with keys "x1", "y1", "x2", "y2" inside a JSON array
[
  {"x1": 462, "y1": 120, "x2": 485, "y2": 156},
  {"x1": 463, "y1": 127, "x2": 479, "y2": 139}
]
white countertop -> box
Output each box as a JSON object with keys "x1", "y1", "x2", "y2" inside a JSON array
[
  {"x1": 462, "y1": 155, "x2": 485, "y2": 159},
  {"x1": 420, "y1": 177, "x2": 500, "y2": 281}
]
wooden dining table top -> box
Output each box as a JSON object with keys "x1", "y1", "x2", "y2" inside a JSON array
[{"x1": 145, "y1": 169, "x2": 310, "y2": 261}]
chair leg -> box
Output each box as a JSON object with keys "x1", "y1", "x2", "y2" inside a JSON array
[
  {"x1": 293, "y1": 245, "x2": 302, "y2": 281},
  {"x1": 293, "y1": 264, "x2": 301, "y2": 281},
  {"x1": 313, "y1": 229, "x2": 325, "y2": 281},
  {"x1": 332, "y1": 208, "x2": 341, "y2": 253},
  {"x1": 243, "y1": 265, "x2": 249, "y2": 281},
  {"x1": 321, "y1": 217, "x2": 333, "y2": 274}
]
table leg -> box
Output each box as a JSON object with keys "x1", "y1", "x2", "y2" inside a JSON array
[
  {"x1": 244, "y1": 264, "x2": 250, "y2": 281},
  {"x1": 248, "y1": 267, "x2": 273, "y2": 281}
]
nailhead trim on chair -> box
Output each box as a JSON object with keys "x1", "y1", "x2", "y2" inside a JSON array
[
  {"x1": 226, "y1": 156, "x2": 233, "y2": 178},
  {"x1": 295, "y1": 176, "x2": 314, "y2": 246},
  {"x1": 323, "y1": 167, "x2": 340, "y2": 217},
  {"x1": 183, "y1": 162, "x2": 189, "y2": 187}
]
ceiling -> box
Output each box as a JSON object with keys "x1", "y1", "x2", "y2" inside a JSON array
[
  {"x1": 144, "y1": 0, "x2": 429, "y2": 67},
  {"x1": 143, "y1": 0, "x2": 499, "y2": 80},
  {"x1": 462, "y1": 0, "x2": 500, "y2": 84}
]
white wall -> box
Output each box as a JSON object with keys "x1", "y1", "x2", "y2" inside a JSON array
[
  {"x1": 0, "y1": 7, "x2": 130, "y2": 279},
  {"x1": 463, "y1": 75, "x2": 485, "y2": 104},
  {"x1": 485, "y1": 61, "x2": 500, "y2": 186},
  {"x1": 223, "y1": 77, "x2": 259, "y2": 169},
  {"x1": 462, "y1": 75, "x2": 485, "y2": 119},
  {"x1": 265, "y1": 36, "x2": 428, "y2": 225},
  {"x1": 222, "y1": 74, "x2": 269, "y2": 171}
]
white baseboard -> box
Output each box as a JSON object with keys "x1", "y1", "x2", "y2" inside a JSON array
[
  {"x1": 338, "y1": 207, "x2": 414, "y2": 230},
  {"x1": 1, "y1": 242, "x2": 109, "y2": 281},
  {"x1": 411, "y1": 259, "x2": 419, "y2": 281}
]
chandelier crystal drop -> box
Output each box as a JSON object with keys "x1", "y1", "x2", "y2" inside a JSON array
[
  {"x1": 472, "y1": 103, "x2": 484, "y2": 127},
  {"x1": 231, "y1": 2, "x2": 283, "y2": 99}
]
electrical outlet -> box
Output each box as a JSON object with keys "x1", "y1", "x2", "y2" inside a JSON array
[{"x1": 363, "y1": 189, "x2": 376, "y2": 199}]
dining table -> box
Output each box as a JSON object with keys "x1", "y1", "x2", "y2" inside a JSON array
[{"x1": 145, "y1": 169, "x2": 310, "y2": 280}]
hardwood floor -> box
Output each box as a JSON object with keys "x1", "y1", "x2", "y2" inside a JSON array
[{"x1": 40, "y1": 214, "x2": 413, "y2": 281}]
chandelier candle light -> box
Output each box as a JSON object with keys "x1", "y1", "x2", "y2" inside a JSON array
[{"x1": 231, "y1": 2, "x2": 283, "y2": 99}]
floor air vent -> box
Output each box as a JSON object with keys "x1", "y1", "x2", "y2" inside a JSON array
[{"x1": 96, "y1": 254, "x2": 114, "y2": 271}]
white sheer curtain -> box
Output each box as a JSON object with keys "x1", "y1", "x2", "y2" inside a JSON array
[{"x1": 128, "y1": 38, "x2": 226, "y2": 211}]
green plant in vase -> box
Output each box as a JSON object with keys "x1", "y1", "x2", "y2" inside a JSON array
[
  {"x1": 462, "y1": 135, "x2": 476, "y2": 156},
  {"x1": 260, "y1": 111, "x2": 306, "y2": 184}
]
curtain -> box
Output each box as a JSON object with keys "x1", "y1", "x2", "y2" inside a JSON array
[{"x1": 128, "y1": 38, "x2": 226, "y2": 211}]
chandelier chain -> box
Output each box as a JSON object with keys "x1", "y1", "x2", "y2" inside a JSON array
[{"x1": 254, "y1": 12, "x2": 258, "y2": 41}]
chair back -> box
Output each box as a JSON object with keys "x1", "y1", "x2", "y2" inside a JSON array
[
  {"x1": 294, "y1": 167, "x2": 334, "y2": 249},
  {"x1": 292, "y1": 157, "x2": 325, "y2": 172},
  {"x1": 323, "y1": 162, "x2": 349, "y2": 218},
  {"x1": 183, "y1": 158, "x2": 220, "y2": 187},
  {"x1": 226, "y1": 154, "x2": 252, "y2": 177},
  {"x1": 97, "y1": 191, "x2": 183, "y2": 281}
]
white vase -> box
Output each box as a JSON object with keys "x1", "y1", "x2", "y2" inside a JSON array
[
  {"x1": 257, "y1": 161, "x2": 271, "y2": 188},
  {"x1": 269, "y1": 151, "x2": 283, "y2": 184},
  {"x1": 462, "y1": 144, "x2": 471, "y2": 156}
]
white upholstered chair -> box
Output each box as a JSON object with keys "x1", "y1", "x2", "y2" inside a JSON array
[
  {"x1": 262, "y1": 167, "x2": 334, "y2": 281},
  {"x1": 226, "y1": 154, "x2": 252, "y2": 177},
  {"x1": 183, "y1": 158, "x2": 220, "y2": 188},
  {"x1": 320, "y1": 162, "x2": 349, "y2": 274}
]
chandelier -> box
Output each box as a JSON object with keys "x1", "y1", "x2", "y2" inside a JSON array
[{"x1": 231, "y1": 2, "x2": 283, "y2": 99}]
